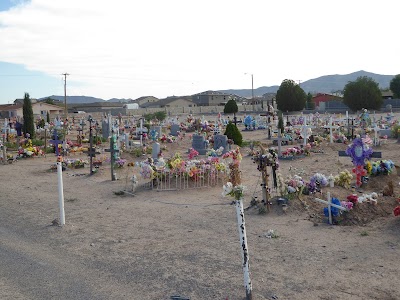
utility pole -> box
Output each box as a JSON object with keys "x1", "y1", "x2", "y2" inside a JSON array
[
  {"x1": 62, "y1": 73, "x2": 69, "y2": 121},
  {"x1": 62, "y1": 73, "x2": 69, "y2": 156}
]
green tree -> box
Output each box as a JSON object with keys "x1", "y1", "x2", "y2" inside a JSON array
[
  {"x1": 343, "y1": 76, "x2": 383, "y2": 111},
  {"x1": 224, "y1": 122, "x2": 242, "y2": 146},
  {"x1": 276, "y1": 79, "x2": 306, "y2": 112},
  {"x1": 305, "y1": 92, "x2": 315, "y2": 110},
  {"x1": 277, "y1": 111, "x2": 284, "y2": 134},
  {"x1": 223, "y1": 99, "x2": 238, "y2": 125},
  {"x1": 46, "y1": 111, "x2": 50, "y2": 123},
  {"x1": 154, "y1": 111, "x2": 167, "y2": 121},
  {"x1": 389, "y1": 74, "x2": 400, "y2": 98},
  {"x1": 22, "y1": 92, "x2": 35, "y2": 138},
  {"x1": 43, "y1": 97, "x2": 55, "y2": 105}
]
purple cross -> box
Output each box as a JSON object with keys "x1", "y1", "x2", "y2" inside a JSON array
[{"x1": 49, "y1": 129, "x2": 62, "y2": 156}]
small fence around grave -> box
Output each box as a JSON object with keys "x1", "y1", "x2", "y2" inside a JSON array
[{"x1": 141, "y1": 165, "x2": 227, "y2": 191}]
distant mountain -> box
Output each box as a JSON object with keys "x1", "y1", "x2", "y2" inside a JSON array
[
  {"x1": 219, "y1": 70, "x2": 395, "y2": 97},
  {"x1": 40, "y1": 95, "x2": 132, "y2": 104},
  {"x1": 42, "y1": 71, "x2": 396, "y2": 104}
]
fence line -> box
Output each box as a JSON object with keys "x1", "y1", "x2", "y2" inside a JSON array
[{"x1": 141, "y1": 167, "x2": 227, "y2": 191}]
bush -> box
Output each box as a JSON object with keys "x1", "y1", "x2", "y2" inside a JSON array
[
  {"x1": 392, "y1": 124, "x2": 400, "y2": 138},
  {"x1": 224, "y1": 122, "x2": 242, "y2": 146},
  {"x1": 31, "y1": 139, "x2": 44, "y2": 146}
]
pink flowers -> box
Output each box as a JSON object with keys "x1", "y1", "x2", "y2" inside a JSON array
[{"x1": 188, "y1": 148, "x2": 199, "y2": 159}]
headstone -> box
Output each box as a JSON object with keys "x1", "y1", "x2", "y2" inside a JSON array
[
  {"x1": 191, "y1": 134, "x2": 207, "y2": 155},
  {"x1": 15, "y1": 121, "x2": 23, "y2": 137},
  {"x1": 170, "y1": 124, "x2": 180, "y2": 136},
  {"x1": 152, "y1": 142, "x2": 161, "y2": 159},
  {"x1": 213, "y1": 134, "x2": 229, "y2": 154},
  {"x1": 102, "y1": 120, "x2": 110, "y2": 139}
]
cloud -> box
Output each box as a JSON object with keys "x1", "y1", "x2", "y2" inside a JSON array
[{"x1": 0, "y1": 0, "x2": 398, "y2": 100}]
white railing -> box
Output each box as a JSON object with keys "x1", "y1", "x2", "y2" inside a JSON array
[{"x1": 142, "y1": 167, "x2": 227, "y2": 191}]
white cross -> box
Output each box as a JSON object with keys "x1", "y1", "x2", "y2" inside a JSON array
[
  {"x1": 324, "y1": 117, "x2": 340, "y2": 144},
  {"x1": 372, "y1": 124, "x2": 381, "y2": 146},
  {"x1": 295, "y1": 120, "x2": 315, "y2": 147},
  {"x1": 313, "y1": 192, "x2": 348, "y2": 225},
  {"x1": 274, "y1": 131, "x2": 290, "y2": 157}
]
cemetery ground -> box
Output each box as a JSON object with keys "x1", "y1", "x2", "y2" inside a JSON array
[{"x1": 1, "y1": 122, "x2": 400, "y2": 300}]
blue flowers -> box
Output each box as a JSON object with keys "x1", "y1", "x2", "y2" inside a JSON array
[{"x1": 324, "y1": 198, "x2": 341, "y2": 217}]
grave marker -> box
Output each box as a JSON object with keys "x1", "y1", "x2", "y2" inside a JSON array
[
  {"x1": 170, "y1": 124, "x2": 180, "y2": 136},
  {"x1": 105, "y1": 134, "x2": 120, "y2": 181},
  {"x1": 151, "y1": 142, "x2": 161, "y2": 159},
  {"x1": 324, "y1": 117, "x2": 340, "y2": 144},
  {"x1": 49, "y1": 129, "x2": 63, "y2": 156},
  {"x1": 191, "y1": 134, "x2": 207, "y2": 155},
  {"x1": 313, "y1": 192, "x2": 348, "y2": 225},
  {"x1": 213, "y1": 134, "x2": 229, "y2": 154}
]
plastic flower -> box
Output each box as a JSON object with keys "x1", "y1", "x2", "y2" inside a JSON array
[{"x1": 222, "y1": 182, "x2": 233, "y2": 197}]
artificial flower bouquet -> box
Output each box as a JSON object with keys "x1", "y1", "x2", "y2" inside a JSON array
[{"x1": 222, "y1": 182, "x2": 247, "y2": 200}]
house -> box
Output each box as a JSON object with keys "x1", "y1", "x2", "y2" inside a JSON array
[
  {"x1": 130, "y1": 96, "x2": 159, "y2": 107},
  {"x1": 68, "y1": 102, "x2": 125, "y2": 113},
  {"x1": 312, "y1": 93, "x2": 343, "y2": 110},
  {"x1": 382, "y1": 90, "x2": 394, "y2": 99},
  {"x1": 0, "y1": 102, "x2": 64, "y2": 119},
  {"x1": 192, "y1": 91, "x2": 237, "y2": 106},
  {"x1": 140, "y1": 96, "x2": 195, "y2": 108}
]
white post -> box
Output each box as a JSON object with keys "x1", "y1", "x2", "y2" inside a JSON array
[
  {"x1": 329, "y1": 117, "x2": 333, "y2": 144},
  {"x1": 2, "y1": 135, "x2": 6, "y2": 165},
  {"x1": 140, "y1": 118, "x2": 143, "y2": 146},
  {"x1": 346, "y1": 111, "x2": 348, "y2": 120},
  {"x1": 235, "y1": 199, "x2": 253, "y2": 300},
  {"x1": 302, "y1": 124, "x2": 307, "y2": 147},
  {"x1": 57, "y1": 161, "x2": 66, "y2": 226},
  {"x1": 327, "y1": 192, "x2": 332, "y2": 225},
  {"x1": 107, "y1": 114, "x2": 112, "y2": 138}
]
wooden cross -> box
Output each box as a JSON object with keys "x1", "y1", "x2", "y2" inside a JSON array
[
  {"x1": 49, "y1": 129, "x2": 63, "y2": 156},
  {"x1": 105, "y1": 135, "x2": 120, "y2": 181}
]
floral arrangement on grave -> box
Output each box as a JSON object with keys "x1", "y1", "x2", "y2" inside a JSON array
[
  {"x1": 281, "y1": 146, "x2": 307, "y2": 159},
  {"x1": 307, "y1": 173, "x2": 328, "y2": 193},
  {"x1": 285, "y1": 175, "x2": 305, "y2": 198},
  {"x1": 138, "y1": 153, "x2": 227, "y2": 182},
  {"x1": 115, "y1": 158, "x2": 127, "y2": 168},
  {"x1": 365, "y1": 160, "x2": 395, "y2": 176},
  {"x1": 188, "y1": 148, "x2": 199, "y2": 160},
  {"x1": 149, "y1": 129, "x2": 158, "y2": 141},
  {"x1": 207, "y1": 146, "x2": 224, "y2": 157},
  {"x1": 222, "y1": 148, "x2": 242, "y2": 187},
  {"x1": 222, "y1": 149, "x2": 245, "y2": 201},
  {"x1": 64, "y1": 158, "x2": 87, "y2": 168},
  {"x1": 17, "y1": 137, "x2": 43, "y2": 157},
  {"x1": 333, "y1": 132, "x2": 348, "y2": 143},
  {"x1": 334, "y1": 170, "x2": 353, "y2": 189},
  {"x1": 93, "y1": 155, "x2": 107, "y2": 166},
  {"x1": 345, "y1": 138, "x2": 373, "y2": 187}
]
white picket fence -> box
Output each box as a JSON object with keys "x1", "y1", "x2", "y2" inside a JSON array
[{"x1": 142, "y1": 167, "x2": 227, "y2": 191}]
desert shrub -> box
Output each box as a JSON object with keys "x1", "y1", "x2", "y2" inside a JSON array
[
  {"x1": 224, "y1": 122, "x2": 242, "y2": 146},
  {"x1": 392, "y1": 124, "x2": 400, "y2": 138}
]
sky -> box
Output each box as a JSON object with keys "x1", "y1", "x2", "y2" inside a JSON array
[{"x1": 0, "y1": 0, "x2": 399, "y2": 104}]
